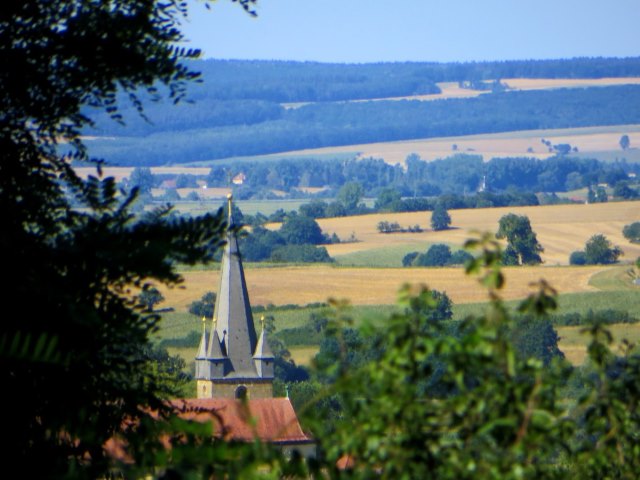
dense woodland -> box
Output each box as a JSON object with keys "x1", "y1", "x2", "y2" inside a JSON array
[{"x1": 82, "y1": 58, "x2": 640, "y2": 165}]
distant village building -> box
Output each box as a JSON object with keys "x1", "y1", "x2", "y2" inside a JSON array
[{"x1": 232, "y1": 173, "x2": 246, "y2": 185}]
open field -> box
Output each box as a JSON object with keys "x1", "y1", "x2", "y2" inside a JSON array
[
  {"x1": 283, "y1": 78, "x2": 640, "y2": 108},
  {"x1": 75, "y1": 124, "x2": 640, "y2": 180},
  {"x1": 161, "y1": 264, "x2": 608, "y2": 312},
  {"x1": 269, "y1": 124, "x2": 640, "y2": 165},
  {"x1": 153, "y1": 201, "x2": 640, "y2": 313},
  {"x1": 558, "y1": 323, "x2": 640, "y2": 365},
  {"x1": 318, "y1": 201, "x2": 640, "y2": 266}
]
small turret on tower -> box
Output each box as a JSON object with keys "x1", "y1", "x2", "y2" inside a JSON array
[
  {"x1": 253, "y1": 316, "x2": 275, "y2": 378},
  {"x1": 195, "y1": 316, "x2": 210, "y2": 379}
]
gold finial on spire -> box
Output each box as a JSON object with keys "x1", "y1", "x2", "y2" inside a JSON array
[
  {"x1": 226, "y1": 193, "x2": 233, "y2": 224},
  {"x1": 260, "y1": 315, "x2": 265, "y2": 331}
]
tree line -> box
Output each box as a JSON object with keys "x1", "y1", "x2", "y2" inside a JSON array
[
  {"x1": 84, "y1": 84, "x2": 640, "y2": 165},
  {"x1": 127, "y1": 154, "x2": 639, "y2": 204}
]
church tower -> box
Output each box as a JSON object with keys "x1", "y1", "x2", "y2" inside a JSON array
[{"x1": 196, "y1": 195, "x2": 275, "y2": 399}]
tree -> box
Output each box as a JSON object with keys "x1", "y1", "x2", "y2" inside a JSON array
[
  {"x1": 620, "y1": 134, "x2": 630, "y2": 150},
  {"x1": 299, "y1": 200, "x2": 328, "y2": 218},
  {"x1": 623, "y1": 221, "x2": 640, "y2": 243},
  {"x1": 416, "y1": 244, "x2": 452, "y2": 267},
  {"x1": 509, "y1": 316, "x2": 564, "y2": 365},
  {"x1": 613, "y1": 181, "x2": 639, "y2": 200},
  {"x1": 337, "y1": 181, "x2": 364, "y2": 212},
  {"x1": 553, "y1": 143, "x2": 572, "y2": 155},
  {"x1": 431, "y1": 202, "x2": 452, "y2": 231},
  {"x1": 279, "y1": 215, "x2": 325, "y2": 245},
  {"x1": 374, "y1": 187, "x2": 402, "y2": 211},
  {"x1": 0, "y1": 1, "x2": 259, "y2": 477},
  {"x1": 129, "y1": 167, "x2": 155, "y2": 194},
  {"x1": 449, "y1": 249, "x2": 473, "y2": 265},
  {"x1": 569, "y1": 251, "x2": 587, "y2": 265},
  {"x1": 270, "y1": 244, "x2": 333, "y2": 263},
  {"x1": 595, "y1": 186, "x2": 608, "y2": 203},
  {"x1": 186, "y1": 190, "x2": 200, "y2": 201},
  {"x1": 402, "y1": 251, "x2": 420, "y2": 267},
  {"x1": 139, "y1": 286, "x2": 165, "y2": 311},
  {"x1": 496, "y1": 214, "x2": 544, "y2": 265},
  {"x1": 584, "y1": 234, "x2": 623, "y2": 264},
  {"x1": 189, "y1": 291, "x2": 217, "y2": 319}
]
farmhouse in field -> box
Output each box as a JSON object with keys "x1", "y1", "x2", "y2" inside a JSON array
[{"x1": 191, "y1": 194, "x2": 314, "y2": 456}]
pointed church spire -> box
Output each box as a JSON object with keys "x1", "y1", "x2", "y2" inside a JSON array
[{"x1": 212, "y1": 194, "x2": 259, "y2": 376}]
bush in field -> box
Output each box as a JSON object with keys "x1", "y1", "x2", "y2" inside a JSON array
[
  {"x1": 623, "y1": 221, "x2": 640, "y2": 243},
  {"x1": 416, "y1": 244, "x2": 452, "y2": 267},
  {"x1": 569, "y1": 250, "x2": 587, "y2": 265},
  {"x1": 189, "y1": 292, "x2": 217, "y2": 319},
  {"x1": 585, "y1": 234, "x2": 623, "y2": 264},
  {"x1": 270, "y1": 244, "x2": 333, "y2": 263},
  {"x1": 571, "y1": 234, "x2": 623, "y2": 265},
  {"x1": 404, "y1": 244, "x2": 472, "y2": 267}
]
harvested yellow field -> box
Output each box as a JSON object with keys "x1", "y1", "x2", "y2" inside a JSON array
[
  {"x1": 289, "y1": 346, "x2": 319, "y2": 366},
  {"x1": 558, "y1": 323, "x2": 640, "y2": 365},
  {"x1": 319, "y1": 202, "x2": 640, "y2": 266},
  {"x1": 503, "y1": 77, "x2": 640, "y2": 91},
  {"x1": 283, "y1": 78, "x2": 640, "y2": 108},
  {"x1": 158, "y1": 263, "x2": 607, "y2": 312},
  {"x1": 273, "y1": 125, "x2": 640, "y2": 165}
]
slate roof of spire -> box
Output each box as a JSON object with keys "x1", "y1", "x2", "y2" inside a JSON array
[{"x1": 211, "y1": 195, "x2": 260, "y2": 377}]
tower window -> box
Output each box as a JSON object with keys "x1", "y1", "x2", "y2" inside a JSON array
[{"x1": 235, "y1": 385, "x2": 248, "y2": 400}]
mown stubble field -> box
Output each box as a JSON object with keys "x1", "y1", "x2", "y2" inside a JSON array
[
  {"x1": 161, "y1": 264, "x2": 606, "y2": 312},
  {"x1": 319, "y1": 201, "x2": 640, "y2": 266}
]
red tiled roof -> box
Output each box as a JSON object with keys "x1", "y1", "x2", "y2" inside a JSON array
[
  {"x1": 169, "y1": 397, "x2": 313, "y2": 444},
  {"x1": 104, "y1": 397, "x2": 312, "y2": 464}
]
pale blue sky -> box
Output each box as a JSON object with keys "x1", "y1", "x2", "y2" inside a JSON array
[{"x1": 180, "y1": 0, "x2": 640, "y2": 63}]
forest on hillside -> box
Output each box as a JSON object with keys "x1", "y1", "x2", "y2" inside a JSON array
[{"x1": 82, "y1": 57, "x2": 640, "y2": 166}]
